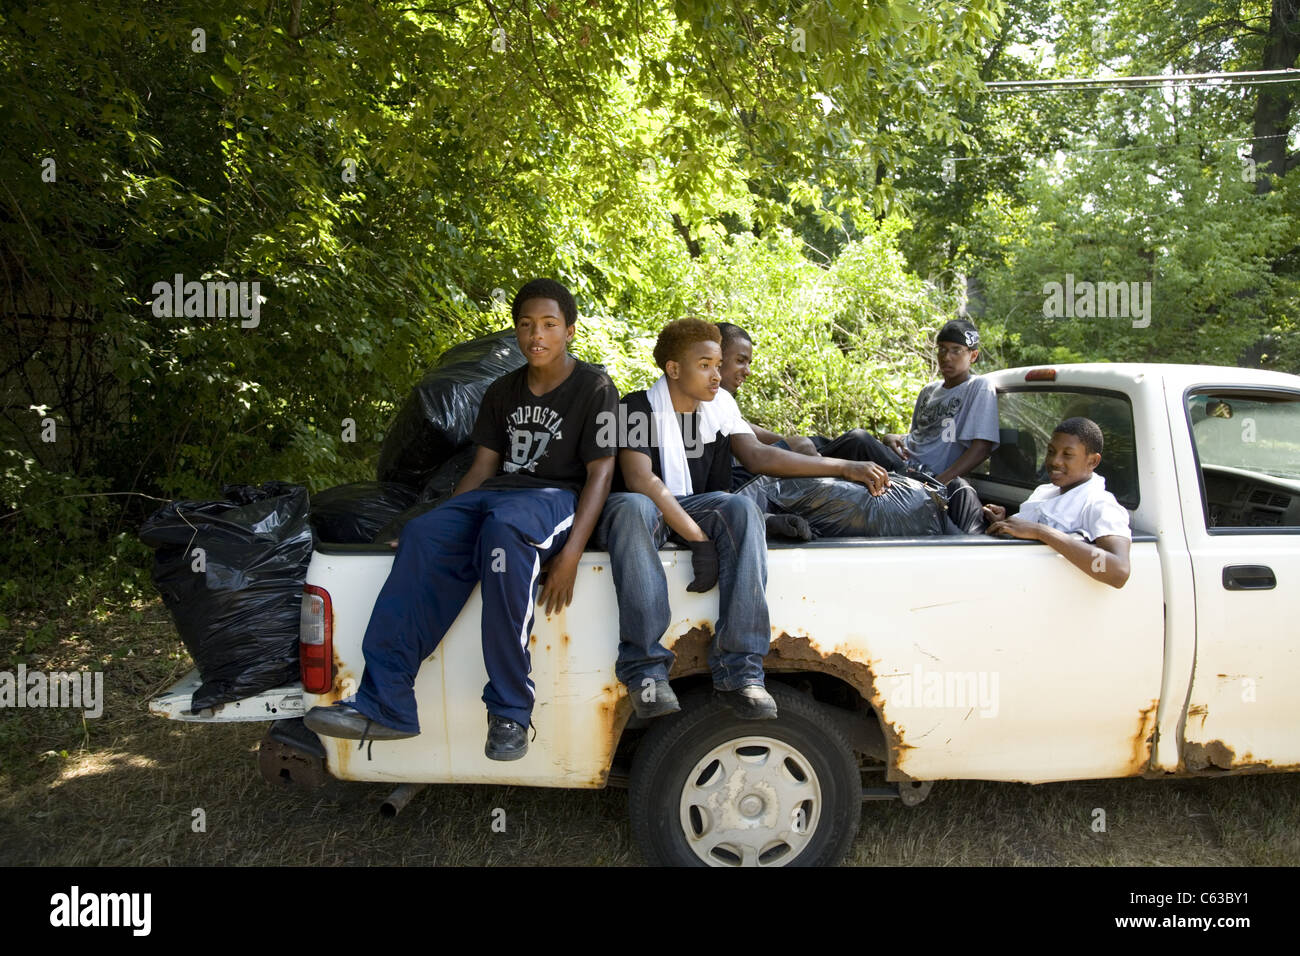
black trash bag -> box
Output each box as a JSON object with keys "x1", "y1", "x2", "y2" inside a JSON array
[
  {"x1": 309, "y1": 481, "x2": 420, "y2": 544},
  {"x1": 751, "y1": 474, "x2": 965, "y2": 538},
  {"x1": 139, "y1": 482, "x2": 311, "y2": 712},
  {"x1": 376, "y1": 329, "x2": 526, "y2": 488},
  {"x1": 372, "y1": 447, "x2": 478, "y2": 543},
  {"x1": 418, "y1": 445, "x2": 477, "y2": 505}
]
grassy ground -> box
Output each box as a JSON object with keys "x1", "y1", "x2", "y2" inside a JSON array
[{"x1": 3, "y1": 586, "x2": 1298, "y2": 867}]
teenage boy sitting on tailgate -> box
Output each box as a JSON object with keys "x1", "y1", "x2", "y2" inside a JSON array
[
  {"x1": 983, "y1": 417, "x2": 1131, "y2": 588},
  {"x1": 304, "y1": 279, "x2": 618, "y2": 760},
  {"x1": 592, "y1": 319, "x2": 888, "y2": 721},
  {"x1": 719, "y1": 319, "x2": 1000, "y2": 485}
]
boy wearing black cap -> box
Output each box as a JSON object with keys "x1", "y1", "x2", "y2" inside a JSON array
[{"x1": 881, "y1": 319, "x2": 1000, "y2": 483}]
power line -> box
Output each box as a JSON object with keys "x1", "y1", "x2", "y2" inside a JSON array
[
  {"x1": 987, "y1": 68, "x2": 1300, "y2": 94},
  {"x1": 949, "y1": 132, "x2": 1290, "y2": 166}
]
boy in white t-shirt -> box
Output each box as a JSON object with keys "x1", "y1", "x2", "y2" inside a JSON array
[{"x1": 982, "y1": 417, "x2": 1132, "y2": 588}]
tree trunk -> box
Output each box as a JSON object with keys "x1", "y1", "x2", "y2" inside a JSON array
[{"x1": 1251, "y1": 0, "x2": 1300, "y2": 192}]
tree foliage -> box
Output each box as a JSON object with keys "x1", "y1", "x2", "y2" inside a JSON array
[{"x1": 1, "y1": 0, "x2": 1003, "y2": 599}]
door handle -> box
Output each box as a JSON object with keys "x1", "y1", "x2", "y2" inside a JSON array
[{"x1": 1222, "y1": 565, "x2": 1276, "y2": 590}]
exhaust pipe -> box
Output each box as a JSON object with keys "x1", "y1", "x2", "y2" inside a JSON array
[{"x1": 380, "y1": 783, "x2": 426, "y2": 818}]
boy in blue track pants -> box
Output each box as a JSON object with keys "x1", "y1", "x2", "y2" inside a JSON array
[{"x1": 305, "y1": 279, "x2": 618, "y2": 760}]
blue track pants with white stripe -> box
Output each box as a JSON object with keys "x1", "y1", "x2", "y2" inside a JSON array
[{"x1": 352, "y1": 485, "x2": 576, "y2": 732}]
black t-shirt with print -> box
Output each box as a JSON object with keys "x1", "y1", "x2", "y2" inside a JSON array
[
  {"x1": 470, "y1": 359, "x2": 618, "y2": 496},
  {"x1": 615, "y1": 390, "x2": 733, "y2": 495}
]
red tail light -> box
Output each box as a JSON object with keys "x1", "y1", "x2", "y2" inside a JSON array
[{"x1": 300, "y1": 585, "x2": 334, "y2": 694}]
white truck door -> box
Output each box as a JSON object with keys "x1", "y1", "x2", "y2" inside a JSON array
[{"x1": 1176, "y1": 384, "x2": 1300, "y2": 771}]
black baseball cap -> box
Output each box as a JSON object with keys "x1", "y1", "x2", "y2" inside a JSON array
[{"x1": 937, "y1": 319, "x2": 980, "y2": 350}]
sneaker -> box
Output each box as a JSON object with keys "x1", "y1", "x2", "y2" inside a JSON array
[
  {"x1": 629, "y1": 678, "x2": 681, "y2": 720},
  {"x1": 303, "y1": 703, "x2": 417, "y2": 741},
  {"x1": 485, "y1": 714, "x2": 529, "y2": 761},
  {"x1": 715, "y1": 683, "x2": 778, "y2": 720}
]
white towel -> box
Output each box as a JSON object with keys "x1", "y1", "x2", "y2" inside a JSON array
[{"x1": 648, "y1": 374, "x2": 751, "y2": 496}]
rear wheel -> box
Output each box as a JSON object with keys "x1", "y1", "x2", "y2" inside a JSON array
[{"x1": 629, "y1": 683, "x2": 862, "y2": 866}]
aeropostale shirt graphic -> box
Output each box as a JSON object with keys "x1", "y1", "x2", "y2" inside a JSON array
[
  {"x1": 471, "y1": 359, "x2": 618, "y2": 495},
  {"x1": 503, "y1": 403, "x2": 566, "y2": 474}
]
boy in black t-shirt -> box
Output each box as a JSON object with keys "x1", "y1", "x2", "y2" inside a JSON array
[
  {"x1": 593, "y1": 320, "x2": 889, "y2": 720},
  {"x1": 305, "y1": 279, "x2": 618, "y2": 760}
]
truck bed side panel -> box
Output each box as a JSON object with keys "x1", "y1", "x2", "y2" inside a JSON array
[{"x1": 308, "y1": 536, "x2": 1164, "y2": 787}]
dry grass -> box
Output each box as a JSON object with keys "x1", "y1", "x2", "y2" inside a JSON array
[{"x1": 3, "y1": 588, "x2": 1298, "y2": 867}]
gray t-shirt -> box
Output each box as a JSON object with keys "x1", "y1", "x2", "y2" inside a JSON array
[{"x1": 903, "y1": 375, "x2": 1000, "y2": 474}]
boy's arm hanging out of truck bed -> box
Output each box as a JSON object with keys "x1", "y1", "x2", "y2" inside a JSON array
[{"x1": 985, "y1": 513, "x2": 1132, "y2": 589}]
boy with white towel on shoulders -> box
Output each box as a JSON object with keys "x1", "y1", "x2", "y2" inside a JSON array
[{"x1": 592, "y1": 319, "x2": 889, "y2": 720}]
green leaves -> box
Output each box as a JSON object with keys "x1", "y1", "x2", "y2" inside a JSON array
[{"x1": 1, "y1": 0, "x2": 1012, "y2": 603}]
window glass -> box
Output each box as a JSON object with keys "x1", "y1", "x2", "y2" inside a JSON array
[
  {"x1": 970, "y1": 388, "x2": 1139, "y2": 509},
  {"x1": 1187, "y1": 392, "x2": 1300, "y2": 529}
]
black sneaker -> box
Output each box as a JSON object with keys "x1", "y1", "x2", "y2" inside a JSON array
[
  {"x1": 629, "y1": 678, "x2": 681, "y2": 719},
  {"x1": 715, "y1": 683, "x2": 778, "y2": 720},
  {"x1": 303, "y1": 703, "x2": 417, "y2": 741},
  {"x1": 485, "y1": 714, "x2": 529, "y2": 761}
]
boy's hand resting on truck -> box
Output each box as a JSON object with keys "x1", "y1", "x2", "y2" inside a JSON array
[
  {"x1": 981, "y1": 503, "x2": 1007, "y2": 523},
  {"x1": 538, "y1": 545, "x2": 582, "y2": 615},
  {"x1": 985, "y1": 514, "x2": 1040, "y2": 539}
]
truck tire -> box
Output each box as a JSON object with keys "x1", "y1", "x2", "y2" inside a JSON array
[{"x1": 629, "y1": 683, "x2": 862, "y2": 866}]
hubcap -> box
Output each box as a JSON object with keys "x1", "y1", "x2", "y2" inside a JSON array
[{"x1": 679, "y1": 735, "x2": 822, "y2": 867}]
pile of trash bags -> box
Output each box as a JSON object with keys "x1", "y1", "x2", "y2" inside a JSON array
[
  {"x1": 376, "y1": 329, "x2": 525, "y2": 489},
  {"x1": 308, "y1": 330, "x2": 524, "y2": 544},
  {"x1": 138, "y1": 332, "x2": 519, "y2": 709},
  {"x1": 308, "y1": 481, "x2": 419, "y2": 543},
  {"x1": 139, "y1": 482, "x2": 311, "y2": 712}
]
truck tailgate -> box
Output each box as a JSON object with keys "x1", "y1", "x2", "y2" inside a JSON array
[{"x1": 149, "y1": 668, "x2": 304, "y2": 722}]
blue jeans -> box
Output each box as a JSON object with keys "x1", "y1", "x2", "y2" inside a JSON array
[
  {"x1": 731, "y1": 430, "x2": 907, "y2": 490},
  {"x1": 593, "y1": 491, "x2": 771, "y2": 691},
  {"x1": 351, "y1": 486, "x2": 576, "y2": 732}
]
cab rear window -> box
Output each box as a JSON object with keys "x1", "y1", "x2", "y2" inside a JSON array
[{"x1": 969, "y1": 387, "x2": 1139, "y2": 509}]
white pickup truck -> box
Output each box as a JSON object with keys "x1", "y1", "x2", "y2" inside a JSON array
[{"x1": 151, "y1": 363, "x2": 1300, "y2": 867}]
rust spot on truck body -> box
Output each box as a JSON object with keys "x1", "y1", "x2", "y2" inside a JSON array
[
  {"x1": 328, "y1": 648, "x2": 355, "y2": 703},
  {"x1": 588, "y1": 682, "x2": 631, "y2": 787},
  {"x1": 1180, "y1": 740, "x2": 1293, "y2": 774},
  {"x1": 1130, "y1": 699, "x2": 1159, "y2": 774},
  {"x1": 664, "y1": 626, "x2": 913, "y2": 780}
]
